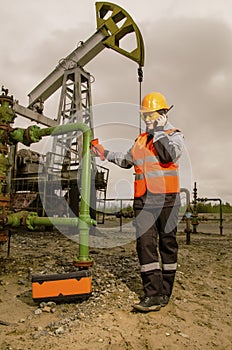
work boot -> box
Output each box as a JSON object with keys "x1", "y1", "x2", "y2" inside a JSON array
[
  {"x1": 133, "y1": 296, "x2": 161, "y2": 312},
  {"x1": 160, "y1": 295, "x2": 170, "y2": 307}
]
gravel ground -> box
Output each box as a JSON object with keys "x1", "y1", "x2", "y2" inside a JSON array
[{"x1": 0, "y1": 216, "x2": 231, "y2": 350}]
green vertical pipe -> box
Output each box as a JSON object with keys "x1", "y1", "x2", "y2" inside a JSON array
[{"x1": 36, "y1": 122, "x2": 93, "y2": 263}]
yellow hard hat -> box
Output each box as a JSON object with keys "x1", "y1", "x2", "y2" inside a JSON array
[{"x1": 140, "y1": 92, "x2": 170, "y2": 113}]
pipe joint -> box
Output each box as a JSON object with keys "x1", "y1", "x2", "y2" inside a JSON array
[
  {"x1": 6, "y1": 211, "x2": 39, "y2": 230},
  {"x1": 79, "y1": 214, "x2": 97, "y2": 227},
  {"x1": 23, "y1": 211, "x2": 38, "y2": 230},
  {"x1": 24, "y1": 125, "x2": 42, "y2": 145}
]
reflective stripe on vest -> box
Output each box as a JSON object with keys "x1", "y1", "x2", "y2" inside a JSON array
[{"x1": 131, "y1": 131, "x2": 180, "y2": 197}]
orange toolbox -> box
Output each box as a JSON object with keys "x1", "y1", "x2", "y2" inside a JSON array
[{"x1": 32, "y1": 270, "x2": 92, "y2": 302}]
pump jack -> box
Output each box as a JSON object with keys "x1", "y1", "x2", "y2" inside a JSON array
[
  {"x1": 12, "y1": 1, "x2": 144, "y2": 222},
  {"x1": 0, "y1": 2, "x2": 144, "y2": 301}
]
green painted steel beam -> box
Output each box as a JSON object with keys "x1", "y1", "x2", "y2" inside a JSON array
[{"x1": 96, "y1": 2, "x2": 145, "y2": 66}]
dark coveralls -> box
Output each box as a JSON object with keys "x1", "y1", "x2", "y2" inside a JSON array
[{"x1": 104, "y1": 121, "x2": 184, "y2": 298}]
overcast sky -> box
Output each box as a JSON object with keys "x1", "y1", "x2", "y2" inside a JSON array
[{"x1": 1, "y1": 0, "x2": 232, "y2": 204}]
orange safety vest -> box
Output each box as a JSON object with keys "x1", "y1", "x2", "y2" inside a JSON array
[{"x1": 131, "y1": 131, "x2": 180, "y2": 197}]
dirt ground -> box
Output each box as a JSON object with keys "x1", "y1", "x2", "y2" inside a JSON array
[{"x1": 0, "y1": 215, "x2": 231, "y2": 350}]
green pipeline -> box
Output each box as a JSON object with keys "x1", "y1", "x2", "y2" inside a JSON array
[
  {"x1": 7, "y1": 122, "x2": 95, "y2": 264},
  {"x1": 6, "y1": 211, "x2": 96, "y2": 229}
]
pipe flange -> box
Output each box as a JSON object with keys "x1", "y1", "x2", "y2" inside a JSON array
[
  {"x1": 22, "y1": 211, "x2": 38, "y2": 230},
  {"x1": 24, "y1": 126, "x2": 34, "y2": 145},
  {"x1": 73, "y1": 259, "x2": 93, "y2": 268},
  {"x1": 25, "y1": 125, "x2": 41, "y2": 145}
]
